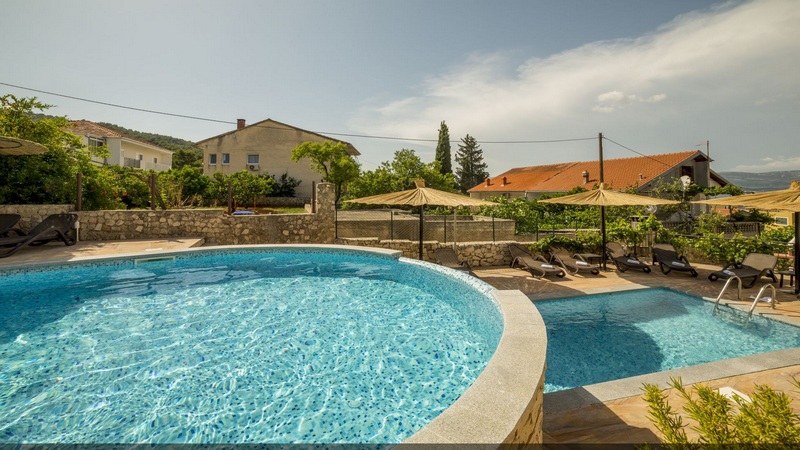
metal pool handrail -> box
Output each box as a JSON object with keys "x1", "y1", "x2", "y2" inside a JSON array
[
  {"x1": 714, "y1": 275, "x2": 743, "y2": 314},
  {"x1": 748, "y1": 283, "x2": 777, "y2": 318}
]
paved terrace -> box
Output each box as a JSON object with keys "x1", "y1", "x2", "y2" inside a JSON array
[{"x1": 1, "y1": 240, "x2": 799, "y2": 444}]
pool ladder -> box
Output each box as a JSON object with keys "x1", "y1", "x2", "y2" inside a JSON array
[{"x1": 713, "y1": 275, "x2": 777, "y2": 318}]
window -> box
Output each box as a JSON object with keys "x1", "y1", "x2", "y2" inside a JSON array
[
  {"x1": 209, "y1": 154, "x2": 217, "y2": 165},
  {"x1": 222, "y1": 153, "x2": 230, "y2": 165},
  {"x1": 247, "y1": 154, "x2": 260, "y2": 164},
  {"x1": 153, "y1": 157, "x2": 158, "y2": 164},
  {"x1": 680, "y1": 166, "x2": 694, "y2": 179},
  {"x1": 775, "y1": 217, "x2": 789, "y2": 226},
  {"x1": 88, "y1": 137, "x2": 105, "y2": 151},
  {"x1": 137, "y1": 154, "x2": 144, "y2": 161}
]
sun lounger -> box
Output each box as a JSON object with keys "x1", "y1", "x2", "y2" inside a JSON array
[
  {"x1": 0, "y1": 213, "x2": 78, "y2": 258},
  {"x1": 433, "y1": 247, "x2": 474, "y2": 276},
  {"x1": 548, "y1": 245, "x2": 600, "y2": 275},
  {"x1": 0, "y1": 213, "x2": 22, "y2": 238},
  {"x1": 606, "y1": 242, "x2": 651, "y2": 273},
  {"x1": 509, "y1": 243, "x2": 565, "y2": 279},
  {"x1": 708, "y1": 253, "x2": 777, "y2": 288},
  {"x1": 650, "y1": 243, "x2": 698, "y2": 277}
]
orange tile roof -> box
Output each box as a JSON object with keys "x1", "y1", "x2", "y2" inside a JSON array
[
  {"x1": 469, "y1": 151, "x2": 705, "y2": 193},
  {"x1": 69, "y1": 120, "x2": 172, "y2": 152},
  {"x1": 70, "y1": 120, "x2": 126, "y2": 138}
]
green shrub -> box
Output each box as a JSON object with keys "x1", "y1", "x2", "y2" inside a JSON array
[{"x1": 643, "y1": 377, "x2": 800, "y2": 446}]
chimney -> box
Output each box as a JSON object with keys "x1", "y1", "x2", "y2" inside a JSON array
[
  {"x1": 639, "y1": 173, "x2": 645, "y2": 180},
  {"x1": 237, "y1": 119, "x2": 246, "y2": 130},
  {"x1": 582, "y1": 170, "x2": 589, "y2": 184},
  {"x1": 502, "y1": 176, "x2": 508, "y2": 186},
  {"x1": 485, "y1": 178, "x2": 491, "y2": 187}
]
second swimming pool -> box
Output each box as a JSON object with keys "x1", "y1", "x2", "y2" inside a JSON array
[{"x1": 536, "y1": 288, "x2": 800, "y2": 392}]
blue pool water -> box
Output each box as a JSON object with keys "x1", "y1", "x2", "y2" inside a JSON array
[
  {"x1": 0, "y1": 248, "x2": 502, "y2": 444},
  {"x1": 536, "y1": 288, "x2": 800, "y2": 393}
]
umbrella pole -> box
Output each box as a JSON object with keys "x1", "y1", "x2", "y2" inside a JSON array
[
  {"x1": 601, "y1": 205, "x2": 607, "y2": 271},
  {"x1": 419, "y1": 205, "x2": 424, "y2": 260},
  {"x1": 453, "y1": 209, "x2": 457, "y2": 249}
]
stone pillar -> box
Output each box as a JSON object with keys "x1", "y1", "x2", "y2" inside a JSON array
[{"x1": 314, "y1": 182, "x2": 336, "y2": 244}]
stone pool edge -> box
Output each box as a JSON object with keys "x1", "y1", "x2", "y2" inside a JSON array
[{"x1": 405, "y1": 289, "x2": 547, "y2": 445}]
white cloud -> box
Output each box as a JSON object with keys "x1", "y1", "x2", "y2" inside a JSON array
[
  {"x1": 350, "y1": 0, "x2": 800, "y2": 175},
  {"x1": 730, "y1": 156, "x2": 800, "y2": 172},
  {"x1": 592, "y1": 91, "x2": 667, "y2": 113}
]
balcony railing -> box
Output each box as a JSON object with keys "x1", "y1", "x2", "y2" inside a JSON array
[{"x1": 123, "y1": 157, "x2": 141, "y2": 169}]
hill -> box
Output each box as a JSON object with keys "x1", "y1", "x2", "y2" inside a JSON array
[
  {"x1": 96, "y1": 122, "x2": 198, "y2": 153},
  {"x1": 718, "y1": 170, "x2": 800, "y2": 193}
]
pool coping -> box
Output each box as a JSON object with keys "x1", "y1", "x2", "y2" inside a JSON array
[
  {"x1": 2, "y1": 244, "x2": 548, "y2": 445},
  {"x1": 539, "y1": 284, "x2": 800, "y2": 414}
]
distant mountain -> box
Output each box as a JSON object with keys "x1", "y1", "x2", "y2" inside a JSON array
[{"x1": 719, "y1": 170, "x2": 800, "y2": 192}]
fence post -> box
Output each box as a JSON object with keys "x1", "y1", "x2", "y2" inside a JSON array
[
  {"x1": 443, "y1": 214, "x2": 447, "y2": 243},
  {"x1": 227, "y1": 181, "x2": 233, "y2": 214},
  {"x1": 75, "y1": 172, "x2": 82, "y2": 211},
  {"x1": 492, "y1": 214, "x2": 496, "y2": 242},
  {"x1": 335, "y1": 203, "x2": 339, "y2": 239},
  {"x1": 389, "y1": 209, "x2": 393, "y2": 240},
  {"x1": 311, "y1": 181, "x2": 317, "y2": 214},
  {"x1": 150, "y1": 173, "x2": 157, "y2": 211}
]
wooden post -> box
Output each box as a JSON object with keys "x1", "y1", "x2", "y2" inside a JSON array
[
  {"x1": 76, "y1": 172, "x2": 83, "y2": 211},
  {"x1": 419, "y1": 205, "x2": 424, "y2": 260},
  {"x1": 227, "y1": 181, "x2": 233, "y2": 214},
  {"x1": 311, "y1": 181, "x2": 317, "y2": 214},
  {"x1": 150, "y1": 173, "x2": 156, "y2": 211}
]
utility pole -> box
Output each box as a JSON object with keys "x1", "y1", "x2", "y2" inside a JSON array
[{"x1": 599, "y1": 132, "x2": 606, "y2": 271}]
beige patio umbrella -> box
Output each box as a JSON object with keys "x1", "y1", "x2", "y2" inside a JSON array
[
  {"x1": 695, "y1": 181, "x2": 800, "y2": 294},
  {"x1": 0, "y1": 136, "x2": 49, "y2": 155},
  {"x1": 344, "y1": 180, "x2": 496, "y2": 259},
  {"x1": 538, "y1": 183, "x2": 680, "y2": 270}
]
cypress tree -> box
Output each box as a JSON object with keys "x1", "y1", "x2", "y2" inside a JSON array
[
  {"x1": 454, "y1": 134, "x2": 490, "y2": 193},
  {"x1": 434, "y1": 120, "x2": 452, "y2": 175}
]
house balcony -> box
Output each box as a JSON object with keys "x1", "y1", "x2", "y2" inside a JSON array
[
  {"x1": 123, "y1": 157, "x2": 141, "y2": 169},
  {"x1": 122, "y1": 158, "x2": 171, "y2": 171}
]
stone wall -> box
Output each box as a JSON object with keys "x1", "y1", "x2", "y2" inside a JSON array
[
  {"x1": 0, "y1": 184, "x2": 335, "y2": 245},
  {"x1": 0, "y1": 204, "x2": 73, "y2": 231},
  {"x1": 335, "y1": 238, "x2": 516, "y2": 266}
]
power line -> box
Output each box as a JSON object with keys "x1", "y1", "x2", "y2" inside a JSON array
[
  {"x1": 2, "y1": 81, "x2": 596, "y2": 146},
  {"x1": 602, "y1": 135, "x2": 672, "y2": 167},
  {"x1": 0, "y1": 82, "x2": 234, "y2": 125}
]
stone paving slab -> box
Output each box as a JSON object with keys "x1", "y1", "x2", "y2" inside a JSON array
[{"x1": 0, "y1": 238, "x2": 205, "y2": 268}]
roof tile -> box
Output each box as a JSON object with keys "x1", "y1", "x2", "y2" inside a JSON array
[{"x1": 469, "y1": 151, "x2": 703, "y2": 193}]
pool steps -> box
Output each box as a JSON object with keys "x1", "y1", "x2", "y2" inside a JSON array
[{"x1": 713, "y1": 274, "x2": 779, "y2": 319}]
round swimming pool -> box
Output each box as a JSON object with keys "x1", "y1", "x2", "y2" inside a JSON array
[{"x1": 0, "y1": 247, "x2": 503, "y2": 444}]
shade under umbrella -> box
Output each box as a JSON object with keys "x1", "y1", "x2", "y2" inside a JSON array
[
  {"x1": 0, "y1": 136, "x2": 49, "y2": 156},
  {"x1": 538, "y1": 183, "x2": 680, "y2": 270},
  {"x1": 695, "y1": 181, "x2": 800, "y2": 294},
  {"x1": 344, "y1": 180, "x2": 496, "y2": 259}
]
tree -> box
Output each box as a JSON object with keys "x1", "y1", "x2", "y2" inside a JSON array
[
  {"x1": 228, "y1": 171, "x2": 274, "y2": 209},
  {"x1": 0, "y1": 94, "x2": 123, "y2": 209},
  {"x1": 171, "y1": 148, "x2": 203, "y2": 169},
  {"x1": 454, "y1": 134, "x2": 489, "y2": 193},
  {"x1": 291, "y1": 141, "x2": 360, "y2": 204},
  {"x1": 435, "y1": 121, "x2": 452, "y2": 175},
  {"x1": 268, "y1": 172, "x2": 302, "y2": 197},
  {"x1": 345, "y1": 149, "x2": 457, "y2": 200}
]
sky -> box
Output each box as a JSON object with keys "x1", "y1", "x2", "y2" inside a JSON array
[{"x1": 2, "y1": 0, "x2": 799, "y2": 176}]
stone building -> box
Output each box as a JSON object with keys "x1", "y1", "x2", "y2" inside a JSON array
[{"x1": 195, "y1": 118, "x2": 360, "y2": 199}]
